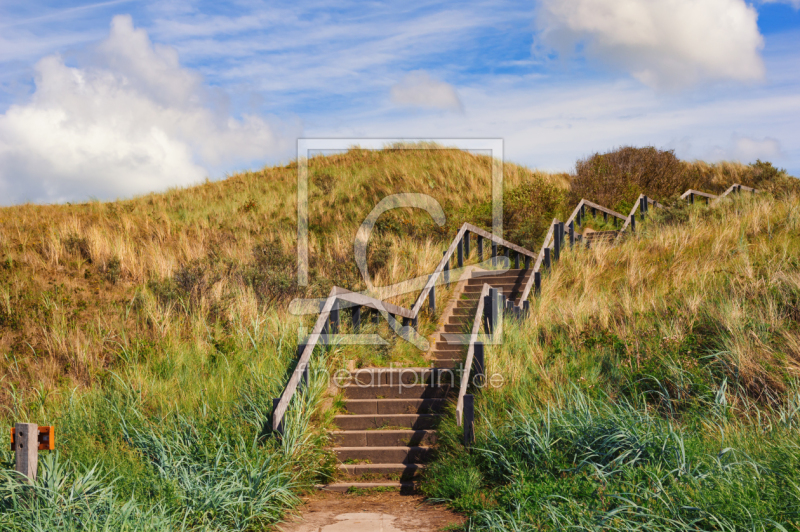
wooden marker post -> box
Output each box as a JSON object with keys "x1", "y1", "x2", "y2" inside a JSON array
[{"x1": 11, "y1": 423, "x2": 55, "y2": 482}]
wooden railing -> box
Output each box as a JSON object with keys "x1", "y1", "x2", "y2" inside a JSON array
[{"x1": 273, "y1": 184, "x2": 757, "y2": 436}]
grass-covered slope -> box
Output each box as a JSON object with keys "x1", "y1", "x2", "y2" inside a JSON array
[
  {"x1": 0, "y1": 145, "x2": 797, "y2": 530},
  {"x1": 425, "y1": 190, "x2": 800, "y2": 530}
]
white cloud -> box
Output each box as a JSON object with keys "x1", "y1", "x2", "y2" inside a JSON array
[
  {"x1": 390, "y1": 71, "x2": 463, "y2": 112},
  {"x1": 534, "y1": 0, "x2": 765, "y2": 89},
  {"x1": 0, "y1": 15, "x2": 297, "y2": 205},
  {"x1": 721, "y1": 135, "x2": 783, "y2": 162}
]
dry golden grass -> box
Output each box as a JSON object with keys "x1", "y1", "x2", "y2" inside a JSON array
[
  {"x1": 489, "y1": 191, "x2": 800, "y2": 409},
  {"x1": 0, "y1": 145, "x2": 562, "y2": 406}
]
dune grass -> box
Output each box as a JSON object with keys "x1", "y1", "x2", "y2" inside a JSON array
[
  {"x1": 423, "y1": 190, "x2": 800, "y2": 530},
  {"x1": 0, "y1": 145, "x2": 797, "y2": 529}
]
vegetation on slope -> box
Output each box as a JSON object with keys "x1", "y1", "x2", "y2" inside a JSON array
[
  {"x1": 425, "y1": 189, "x2": 800, "y2": 530},
  {"x1": 0, "y1": 144, "x2": 796, "y2": 530}
]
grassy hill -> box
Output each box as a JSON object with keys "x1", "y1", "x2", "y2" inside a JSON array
[{"x1": 0, "y1": 145, "x2": 798, "y2": 530}]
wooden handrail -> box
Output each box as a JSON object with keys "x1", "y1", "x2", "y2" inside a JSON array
[
  {"x1": 680, "y1": 189, "x2": 718, "y2": 200},
  {"x1": 456, "y1": 282, "x2": 491, "y2": 425},
  {"x1": 275, "y1": 183, "x2": 757, "y2": 435},
  {"x1": 409, "y1": 223, "x2": 537, "y2": 317},
  {"x1": 273, "y1": 288, "x2": 337, "y2": 431},
  {"x1": 516, "y1": 219, "x2": 556, "y2": 305}
]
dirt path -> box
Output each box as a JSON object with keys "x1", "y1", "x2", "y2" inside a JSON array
[{"x1": 277, "y1": 489, "x2": 465, "y2": 532}]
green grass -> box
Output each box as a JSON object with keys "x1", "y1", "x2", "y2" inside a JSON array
[
  {"x1": 0, "y1": 146, "x2": 797, "y2": 529},
  {"x1": 422, "y1": 191, "x2": 800, "y2": 530}
]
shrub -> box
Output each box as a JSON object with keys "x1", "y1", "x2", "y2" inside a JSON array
[{"x1": 570, "y1": 146, "x2": 689, "y2": 212}]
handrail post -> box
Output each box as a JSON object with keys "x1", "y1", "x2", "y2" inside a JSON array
[
  {"x1": 330, "y1": 299, "x2": 339, "y2": 334},
  {"x1": 630, "y1": 215, "x2": 636, "y2": 233},
  {"x1": 464, "y1": 232, "x2": 470, "y2": 258},
  {"x1": 604, "y1": 212, "x2": 608, "y2": 223},
  {"x1": 640, "y1": 196, "x2": 646, "y2": 220},
  {"x1": 478, "y1": 236, "x2": 483, "y2": 260},
  {"x1": 534, "y1": 271, "x2": 541, "y2": 296},
  {"x1": 524, "y1": 256, "x2": 531, "y2": 269},
  {"x1": 491, "y1": 242, "x2": 497, "y2": 267},
  {"x1": 544, "y1": 248, "x2": 551, "y2": 273},
  {"x1": 443, "y1": 251, "x2": 450, "y2": 284},
  {"x1": 473, "y1": 341, "x2": 485, "y2": 387},
  {"x1": 352, "y1": 306, "x2": 361, "y2": 332},
  {"x1": 321, "y1": 317, "x2": 329, "y2": 345},
  {"x1": 488, "y1": 288, "x2": 497, "y2": 332},
  {"x1": 523, "y1": 300, "x2": 530, "y2": 317},
  {"x1": 273, "y1": 398, "x2": 284, "y2": 435},
  {"x1": 301, "y1": 362, "x2": 309, "y2": 389},
  {"x1": 463, "y1": 394, "x2": 474, "y2": 446},
  {"x1": 457, "y1": 238, "x2": 464, "y2": 268},
  {"x1": 592, "y1": 207, "x2": 597, "y2": 217},
  {"x1": 559, "y1": 222, "x2": 565, "y2": 250},
  {"x1": 514, "y1": 251, "x2": 520, "y2": 269},
  {"x1": 569, "y1": 221, "x2": 575, "y2": 248},
  {"x1": 429, "y1": 276, "x2": 436, "y2": 314},
  {"x1": 553, "y1": 227, "x2": 561, "y2": 262},
  {"x1": 577, "y1": 210, "x2": 582, "y2": 227},
  {"x1": 483, "y1": 294, "x2": 492, "y2": 334},
  {"x1": 689, "y1": 193, "x2": 694, "y2": 205}
]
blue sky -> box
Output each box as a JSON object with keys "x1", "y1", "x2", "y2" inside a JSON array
[{"x1": 0, "y1": 0, "x2": 799, "y2": 204}]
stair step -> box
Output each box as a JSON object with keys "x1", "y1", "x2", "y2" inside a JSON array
[
  {"x1": 331, "y1": 430, "x2": 437, "y2": 447},
  {"x1": 434, "y1": 342, "x2": 464, "y2": 352},
  {"x1": 464, "y1": 283, "x2": 522, "y2": 291},
  {"x1": 342, "y1": 398, "x2": 447, "y2": 415},
  {"x1": 444, "y1": 323, "x2": 469, "y2": 333},
  {"x1": 337, "y1": 463, "x2": 423, "y2": 480},
  {"x1": 334, "y1": 446, "x2": 434, "y2": 464},
  {"x1": 334, "y1": 414, "x2": 441, "y2": 430},
  {"x1": 432, "y1": 359, "x2": 463, "y2": 369},
  {"x1": 317, "y1": 481, "x2": 417, "y2": 494},
  {"x1": 342, "y1": 384, "x2": 450, "y2": 399},
  {"x1": 349, "y1": 368, "x2": 435, "y2": 386}
]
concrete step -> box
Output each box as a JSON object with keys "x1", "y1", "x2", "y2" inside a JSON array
[
  {"x1": 334, "y1": 446, "x2": 434, "y2": 464},
  {"x1": 337, "y1": 463, "x2": 423, "y2": 481},
  {"x1": 448, "y1": 315, "x2": 471, "y2": 324},
  {"x1": 342, "y1": 384, "x2": 450, "y2": 400},
  {"x1": 452, "y1": 307, "x2": 476, "y2": 316},
  {"x1": 330, "y1": 430, "x2": 437, "y2": 447},
  {"x1": 334, "y1": 413, "x2": 441, "y2": 430},
  {"x1": 342, "y1": 398, "x2": 447, "y2": 415}
]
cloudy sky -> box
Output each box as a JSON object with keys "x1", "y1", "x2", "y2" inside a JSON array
[{"x1": 0, "y1": 0, "x2": 798, "y2": 204}]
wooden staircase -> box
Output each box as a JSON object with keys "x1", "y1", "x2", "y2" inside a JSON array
[{"x1": 323, "y1": 268, "x2": 530, "y2": 491}]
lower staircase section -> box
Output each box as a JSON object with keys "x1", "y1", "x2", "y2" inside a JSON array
[{"x1": 325, "y1": 368, "x2": 450, "y2": 491}]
